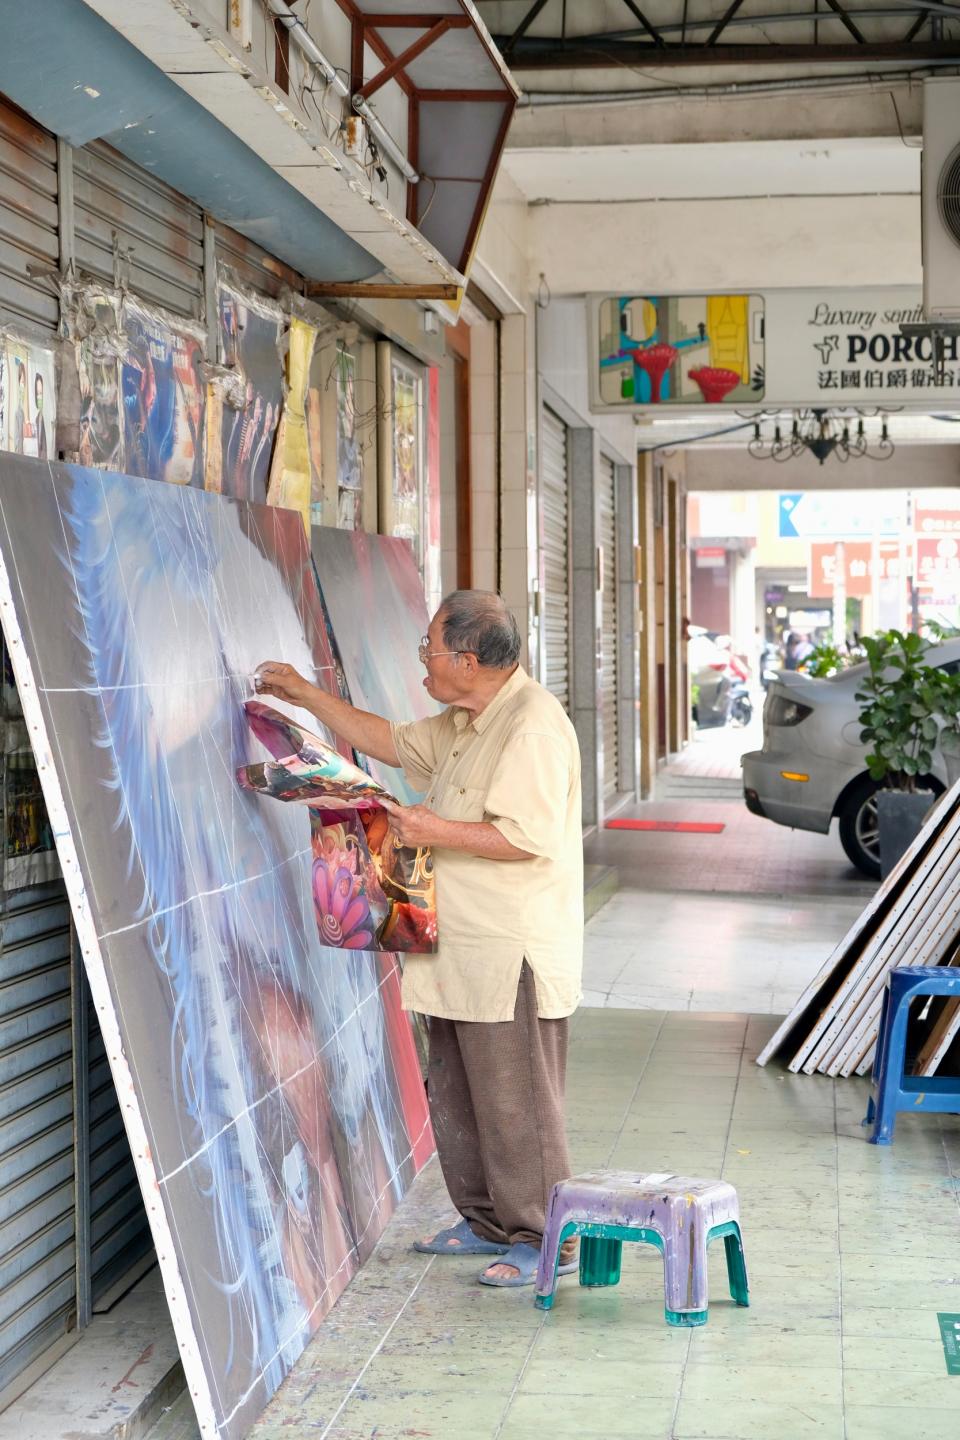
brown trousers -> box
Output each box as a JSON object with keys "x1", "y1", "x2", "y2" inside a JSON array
[{"x1": 427, "y1": 962, "x2": 572, "y2": 1248}]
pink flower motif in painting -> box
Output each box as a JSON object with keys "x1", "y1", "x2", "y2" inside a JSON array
[{"x1": 312, "y1": 848, "x2": 374, "y2": 949}]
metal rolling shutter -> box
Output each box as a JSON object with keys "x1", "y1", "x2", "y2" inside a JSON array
[
  {"x1": 541, "y1": 406, "x2": 570, "y2": 710},
  {"x1": 73, "y1": 142, "x2": 204, "y2": 318},
  {"x1": 599, "y1": 455, "x2": 620, "y2": 801},
  {"x1": 0, "y1": 102, "x2": 59, "y2": 334},
  {"x1": 88, "y1": 998, "x2": 152, "y2": 1308},
  {"x1": 0, "y1": 885, "x2": 74, "y2": 1392},
  {"x1": 214, "y1": 219, "x2": 302, "y2": 300}
]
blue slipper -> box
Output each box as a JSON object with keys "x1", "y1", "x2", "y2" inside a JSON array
[
  {"x1": 413, "y1": 1217, "x2": 510, "y2": 1256},
  {"x1": 478, "y1": 1242, "x2": 579, "y2": 1288}
]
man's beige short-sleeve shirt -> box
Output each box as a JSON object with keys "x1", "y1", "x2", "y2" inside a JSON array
[{"x1": 390, "y1": 666, "x2": 583, "y2": 1023}]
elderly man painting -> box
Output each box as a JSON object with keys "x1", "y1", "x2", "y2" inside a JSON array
[{"x1": 257, "y1": 589, "x2": 583, "y2": 1287}]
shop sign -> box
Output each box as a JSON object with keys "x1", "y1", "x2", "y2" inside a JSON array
[
  {"x1": 915, "y1": 507, "x2": 960, "y2": 537},
  {"x1": 589, "y1": 287, "x2": 960, "y2": 412},
  {"x1": 779, "y1": 491, "x2": 904, "y2": 540},
  {"x1": 916, "y1": 535, "x2": 960, "y2": 592},
  {"x1": 807, "y1": 540, "x2": 900, "y2": 599},
  {"x1": 694, "y1": 546, "x2": 726, "y2": 569}
]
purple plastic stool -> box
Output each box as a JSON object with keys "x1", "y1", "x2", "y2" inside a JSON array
[{"x1": 534, "y1": 1170, "x2": 749, "y2": 1326}]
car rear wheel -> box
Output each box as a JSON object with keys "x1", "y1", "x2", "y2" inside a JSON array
[
  {"x1": 837, "y1": 776, "x2": 882, "y2": 878},
  {"x1": 837, "y1": 774, "x2": 944, "y2": 879}
]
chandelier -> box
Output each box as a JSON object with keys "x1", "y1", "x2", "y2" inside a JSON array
[{"x1": 747, "y1": 409, "x2": 894, "y2": 465}]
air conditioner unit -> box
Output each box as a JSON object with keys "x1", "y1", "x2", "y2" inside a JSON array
[{"x1": 922, "y1": 77, "x2": 960, "y2": 321}]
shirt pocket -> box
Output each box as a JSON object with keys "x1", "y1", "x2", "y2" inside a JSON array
[{"x1": 433, "y1": 781, "x2": 487, "y2": 822}]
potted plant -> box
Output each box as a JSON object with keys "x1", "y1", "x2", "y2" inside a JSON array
[
  {"x1": 855, "y1": 629, "x2": 943, "y2": 877},
  {"x1": 931, "y1": 666, "x2": 960, "y2": 789}
]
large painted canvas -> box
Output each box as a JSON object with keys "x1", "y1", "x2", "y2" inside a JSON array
[
  {"x1": 310, "y1": 528, "x2": 441, "y2": 802},
  {"x1": 0, "y1": 456, "x2": 432, "y2": 1439}
]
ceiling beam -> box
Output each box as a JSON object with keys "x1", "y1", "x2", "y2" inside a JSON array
[
  {"x1": 904, "y1": 9, "x2": 929, "y2": 37},
  {"x1": 821, "y1": 0, "x2": 868, "y2": 42},
  {"x1": 620, "y1": 0, "x2": 665, "y2": 47},
  {"x1": 305, "y1": 282, "x2": 460, "y2": 299},
  {"x1": 503, "y1": 0, "x2": 551, "y2": 56},
  {"x1": 707, "y1": 0, "x2": 746, "y2": 45},
  {"x1": 490, "y1": 38, "x2": 960, "y2": 67}
]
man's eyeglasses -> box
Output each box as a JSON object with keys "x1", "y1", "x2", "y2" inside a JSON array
[{"x1": 418, "y1": 635, "x2": 464, "y2": 664}]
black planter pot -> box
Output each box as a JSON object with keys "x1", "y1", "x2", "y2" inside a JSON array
[{"x1": 877, "y1": 790, "x2": 935, "y2": 879}]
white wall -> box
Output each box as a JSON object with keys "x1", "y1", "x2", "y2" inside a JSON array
[
  {"x1": 472, "y1": 168, "x2": 531, "y2": 314},
  {"x1": 529, "y1": 195, "x2": 921, "y2": 297}
]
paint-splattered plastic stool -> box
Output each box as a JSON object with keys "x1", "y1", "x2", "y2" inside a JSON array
[
  {"x1": 534, "y1": 1170, "x2": 749, "y2": 1326},
  {"x1": 864, "y1": 965, "x2": 960, "y2": 1145}
]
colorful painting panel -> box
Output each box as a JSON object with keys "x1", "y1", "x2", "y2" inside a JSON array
[
  {"x1": 121, "y1": 301, "x2": 205, "y2": 486},
  {"x1": 76, "y1": 292, "x2": 125, "y2": 469},
  {"x1": 218, "y1": 284, "x2": 284, "y2": 503},
  {"x1": 0, "y1": 457, "x2": 431, "y2": 1439},
  {"x1": 237, "y1": 702, "x2": 438, "y2": 953},
  {"x1": 597, "y1": 294, "x2": 765, "y2": 406},
  {"x1": 310, "y1": 528, "x2": 441, "y2": 804},
  {"x1": 6, "y1": 336, "x2": 56, "y2": 460}
]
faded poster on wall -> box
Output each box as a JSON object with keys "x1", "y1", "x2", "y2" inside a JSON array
[
  {"x1": 0, "y1": 455, "x2": 431, "y2": 1438},
  {"x1": 77, "y1": 292, "x2": 124, "y2": 470},
  {"x1": 6, "y1": 336, "x2": 56, "y2": 460},
  {"x1": 336, "y1": 347, "x2": 363, "y2": 530},
  {"x1": 121, "y1": 301, "x2": 205, "y2": 486},
  {"x1": 266, "y1": 315, "x2": 315, "y2": 530},
  {"x1": 391, "y1": 357, "x2": 422, "y2": 553},
  {"x1": 218, "y1": 283, "x2": 284, "y2": 504}
]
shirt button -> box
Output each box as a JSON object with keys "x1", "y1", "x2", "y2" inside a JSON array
[
  {"x1": 452, "y1": 750, "x2": 459, "y2": 758},
  {"x1": 459, "y1": 788, "x2": 465, "y2": 795}
]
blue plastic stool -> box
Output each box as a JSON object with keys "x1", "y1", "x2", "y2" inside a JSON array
[{"x1": 864, "y1": 965, "x2": 960, "y2": 1145}]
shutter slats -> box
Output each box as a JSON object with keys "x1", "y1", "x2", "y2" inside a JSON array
[
  {"x1": 73, "y1": 142, "x2": 204, "y2": 319},
  {"x1": 599, "y1": 455, "x2": 620, "y2": 801},
  {"x1": 0, "y1": 102, "x2": 58, "y2": 333},
  {"x1": 0, "y1": 890, "x2": 74, "y2": 1391},
  {"x1": 541, "y1": 407, "x2": 570, "y2": 712}
]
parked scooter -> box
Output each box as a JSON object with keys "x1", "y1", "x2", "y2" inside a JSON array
[
  {"x1": 759, "y1": 642, "x2": 782, "y2": 692},
  {"x1": 728, "y1": 681, "x2": 753, "y2": 727}
]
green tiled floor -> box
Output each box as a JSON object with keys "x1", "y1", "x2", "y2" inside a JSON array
[{"x1": 152, "y1": 1007, "x2": 960, "y2": 1440}]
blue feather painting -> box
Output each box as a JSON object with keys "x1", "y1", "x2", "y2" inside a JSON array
[{"x1": 0, "y1": 457, "x2": 432, "y2": 1439}]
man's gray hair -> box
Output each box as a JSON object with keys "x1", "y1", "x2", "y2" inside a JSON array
[{"x1": 440, "y1": 590, "x2": 521, "y2": 670}]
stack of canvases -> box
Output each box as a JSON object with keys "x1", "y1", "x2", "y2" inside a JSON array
[{"x1": 758, "y1": 780, "x2": 960, "y2": 1077}]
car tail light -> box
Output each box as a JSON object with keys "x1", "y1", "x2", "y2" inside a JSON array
[
  {"x1": 708, "y1": 661, "x2": 727, "y2": 671},
  {"x1": 766, "y1": 693, "x2": 813, "y2": 727}
]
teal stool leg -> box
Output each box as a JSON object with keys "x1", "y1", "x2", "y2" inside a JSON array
[
  {"x1": 580, "y1": 1235, "x2": 623, "y2": 1287},
  {"x1": 723, "y1": 1226, "x2": 750, "y2": 1307}
]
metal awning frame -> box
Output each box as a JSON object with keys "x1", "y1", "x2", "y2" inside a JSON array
[{"x1": 335, "y1": 0, "x2": 519, "y2": 275}]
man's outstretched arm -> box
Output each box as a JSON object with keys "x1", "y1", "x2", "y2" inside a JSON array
[{"x1": 254, "y1": 662, "x2": 400, "y2": 768}]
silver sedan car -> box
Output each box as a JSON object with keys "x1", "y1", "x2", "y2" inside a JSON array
[{"x1": 741, "y1": 638, "x2": 960, "y2": 877}]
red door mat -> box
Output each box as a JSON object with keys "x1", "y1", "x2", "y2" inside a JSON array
[{"x1": 606, "y1": 819, "x2": 726, "y2": 834}]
